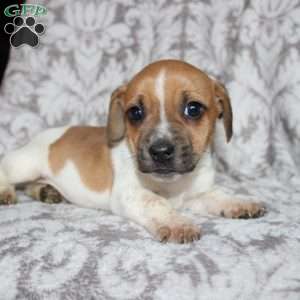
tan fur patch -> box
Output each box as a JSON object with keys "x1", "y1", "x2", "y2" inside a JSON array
[{"x1": 49, "y1": 127, "x2": 113, "y2": 192}]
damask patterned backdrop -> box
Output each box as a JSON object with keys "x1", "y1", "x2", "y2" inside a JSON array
[{"x1": 0, "y1": 0, "x2": 300, "y2": 299}]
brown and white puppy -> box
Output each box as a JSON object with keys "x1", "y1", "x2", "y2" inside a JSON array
[{"x1": 0, "y1": 60, "x2": 265, "y2": 243}]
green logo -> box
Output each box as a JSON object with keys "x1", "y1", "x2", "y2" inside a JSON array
[{"x1": 4, "y1": 4, "x2": 47, "y2": 17}]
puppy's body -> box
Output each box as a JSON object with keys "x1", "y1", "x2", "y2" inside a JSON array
[{"x1": 0, "y1": 60, "x2": 265, "y2": 243}]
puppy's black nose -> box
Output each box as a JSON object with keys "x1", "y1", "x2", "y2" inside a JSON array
[{"x1": 149, "y1": 139, "x2": 175, "y2": 163}]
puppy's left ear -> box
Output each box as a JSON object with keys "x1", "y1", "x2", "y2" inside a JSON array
[
  {"x1": 214, "y1": 81, "x2": 233, "y2": 142},
  {"x1": 107, "y1": 84, "x2": 127, "y2": 147}
]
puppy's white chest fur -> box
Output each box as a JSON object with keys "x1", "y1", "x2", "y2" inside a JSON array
[{"x1": 136, "y1": 150, "x2": 215, "y2": 208}]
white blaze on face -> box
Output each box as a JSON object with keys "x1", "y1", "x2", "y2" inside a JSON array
[{"x1": 154, "y1": 69, "x2": 170, "y2": 138}]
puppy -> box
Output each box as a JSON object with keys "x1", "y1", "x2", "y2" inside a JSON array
[{"x1": 0, "y1": 60, "x2": 265, "y2": 243}]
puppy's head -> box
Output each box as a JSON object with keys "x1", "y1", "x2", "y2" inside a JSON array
[{"x1": 107, "y1": 60, "x2": 232, "y2": 179}]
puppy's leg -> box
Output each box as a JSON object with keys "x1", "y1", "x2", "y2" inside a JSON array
[
  {"x1": 25, "y1": 183, "x2": 63, "y2": 204},
  {"x1": 112, "y1": 190, "x2": 201, "y2": 243},
  {"x1": 0, "y1": 145, "x2": 44, "y2": 205},
  {"x1": 184, "y1": 188, "x2": 266, "y2": 219}
]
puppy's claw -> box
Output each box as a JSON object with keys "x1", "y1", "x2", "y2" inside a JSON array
[
  {"x1": 158, "y1": 226, "x2": 171, "y2": 243},
  {"x1": 222, "y1": 202, "x2": 266, "y2": 219},
  {"x1": 157, "y1": 223, "x2": 201, "y2": 244}
]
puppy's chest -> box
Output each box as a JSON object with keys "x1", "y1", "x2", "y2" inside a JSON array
[
  {"x1": 142, "y1": 160, "x2": 216, "y2": 208},
  {"x1": 141, "y1": 177, "x2": 202, "y2": 209}
]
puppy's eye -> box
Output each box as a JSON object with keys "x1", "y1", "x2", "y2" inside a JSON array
[
  {"x1": 183, "y1": 101, "x2": 205, "y2": 120},
  {"x1": 127, "y1": 105, "x2": 145, "y2": 123}
]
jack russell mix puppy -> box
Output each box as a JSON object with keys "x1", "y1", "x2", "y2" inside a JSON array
[{"x1": 0, "y1": 60, "x2": 265, "y2": 243}]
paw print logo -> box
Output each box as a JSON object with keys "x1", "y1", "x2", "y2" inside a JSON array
[{"x1": 4, "y1": 16, "x2": 45, "y2": 48}]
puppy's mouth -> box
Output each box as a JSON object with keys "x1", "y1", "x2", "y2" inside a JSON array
[
  {"x1": 139, "y1": 168, "x2": 181, "y2": 182},
  {"x1": 152, "y1": 170, "x2": 178, "y2": 180},
  {"x1": 152, "y1": 168, "x2": 176, "y2": 174},
  {"x1": 138, "y1": 164, "x2": 196, "y2": 176},
  {"x1": 138, "y1": 167, "x2": 176, "y2": 175}
]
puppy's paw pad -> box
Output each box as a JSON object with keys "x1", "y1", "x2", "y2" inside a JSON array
[
  {"x1": 157, "y1": 223, "x2": 201, "y2": 244},
  {"x1": 0, "y1": 186, "x2": 17, "y2": 205},
  {"x1": 222, "y1": 202, "x2": 266, "y2": 219}
]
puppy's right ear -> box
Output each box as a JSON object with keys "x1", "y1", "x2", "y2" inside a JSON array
[
  {"x1": 214, "y1": 81, "x2": 233, "y2": 143},
  {"x1": 107, "y1": 85, "x2": 127, "y2": 147}
]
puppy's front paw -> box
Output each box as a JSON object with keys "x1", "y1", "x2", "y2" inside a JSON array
[
  {"x1": 0, "y1": 185, "x2": 17, "y2": 205},
  {"x1": 157, "y1": 221, "x2": 201, "y2": 244},
  {"x1": 221, "y1": 201, "x2": 266, "y2": 219}
]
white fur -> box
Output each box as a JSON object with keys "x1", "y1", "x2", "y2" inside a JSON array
[
  {"x1": 154, "y1": 69, "x2": 170, "y2": 137},
  {"x1": 0, "y1": 127, "x2": 69, "y2": 186},
  {"x1": 110, "y1": 141, "x2": 139, "y2": 215}
]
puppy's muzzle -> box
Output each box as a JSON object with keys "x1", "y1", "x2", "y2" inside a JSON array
[
  {"x1": 147, "y1": 138, "x2": 176, "y2": 174},
  {"x1": 149, "y1": 139, "x2": 175, "y2": 163},
  {"x1": 137, "y1": 131, "x2": 197, "y2": 176}
]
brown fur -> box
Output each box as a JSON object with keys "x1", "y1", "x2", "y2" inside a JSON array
[
  {"x1": 214, "y1": 82, "x2": 233, "y2": 142},
  {"x1": 49, "y1": 126, "x2": 113, "y2": 192},
  {"x1": 107, "y1": 85, "x2": 127, "y2": 146}
]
